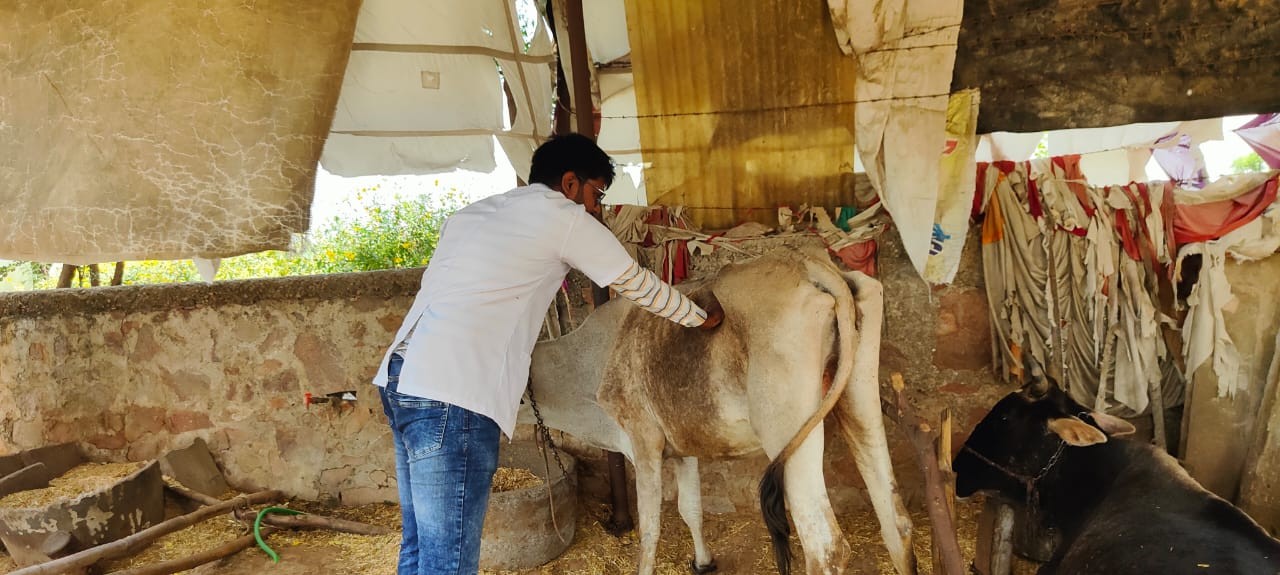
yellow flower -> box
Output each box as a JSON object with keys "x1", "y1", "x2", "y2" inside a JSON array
[
  {"x1": 325, "y1": 249, "x2": 336, "y2": 261},
  {"x1": 394, "y1": 257, "x2": 403, "y2": 264},
  {"x1": 400, "y1": 241, "x2": 414, "y2": 249},
  {"x1": 344, "y1": 251, "x2": 355, "y2": 261}
]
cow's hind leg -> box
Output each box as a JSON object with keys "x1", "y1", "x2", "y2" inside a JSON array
[
  {"x1": 834, "y1": 270, "x2": 917, "y2": 575},
  {"x1": 833, "y1": 397, "x2": 915, "y2": 575},
  {"x1": 760, "y1": 421, "x2": 851, "y2": 575},
  {"x1": 675, "y1": 456, "x2": 716, "y2": 573}
]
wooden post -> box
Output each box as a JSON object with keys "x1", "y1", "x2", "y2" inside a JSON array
[
  {"x1": 546, "y1": 0, "x2": 571, "y2": 137},
  {"x1": 550, "y1": 0, "x2": 633, "y2": 535},
  {"x1": 883, "y1": 373, "x2": 965, "y2": 575},
  {"x1": 973, "y1": 497, "x2": 1016, "y2": 575},
  {"x1": 111, "y1": 262, "x2": 125, "y2": 286},
  {"x1": 564, "y1": 0, "x2": 594, "y2": 138},
  {"x1": 933, "y1": 408, "x2": 957, "y2": 574}
]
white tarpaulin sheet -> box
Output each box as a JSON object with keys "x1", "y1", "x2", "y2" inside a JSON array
[
  {"x1": 322, "y1": 0, "x2": 555, "y2": 179},
  {"x1": 0, "y1": 0, "x2": 361, "y2": 263},
  {"x1": 828, "y1": 0, "x2": 970, "y2": 283}
]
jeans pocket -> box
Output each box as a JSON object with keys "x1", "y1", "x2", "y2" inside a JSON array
[{"x1": 395, "y1": 399, "x2": 449, "y2": 462}]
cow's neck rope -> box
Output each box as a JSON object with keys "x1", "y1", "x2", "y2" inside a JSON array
[
  {"x1": 962, "y1": 438, "x2": 1066, "y2": 532},
  {"x1": 961, "y1": 440, "x2": 1065, "y2": 490}
]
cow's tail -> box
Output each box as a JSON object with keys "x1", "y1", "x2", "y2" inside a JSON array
[{"x1": 758, "y1": 254, "x2": 859, "y2": 575}]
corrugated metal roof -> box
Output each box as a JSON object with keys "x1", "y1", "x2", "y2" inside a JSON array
[{"x1": 624, "y1": 0, "x2": 863, "y2": 229}]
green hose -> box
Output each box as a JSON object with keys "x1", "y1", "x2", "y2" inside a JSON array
[{"x1": 254, "y1": 506, "x2": 306, "y2": 563}]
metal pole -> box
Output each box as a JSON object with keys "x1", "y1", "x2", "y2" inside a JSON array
[{"x1": 551, "y1": 0, "x2": 634, "y2": 535}]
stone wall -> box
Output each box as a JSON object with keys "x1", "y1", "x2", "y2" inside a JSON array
[
  {"x1": 0, "y1": 228, "x2": 1006, "y2": 513},
  {"x1": 0, "y1": 271, "x2": 421, "y2": 504}
]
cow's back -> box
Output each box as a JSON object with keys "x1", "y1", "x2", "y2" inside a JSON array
[
  {"x1": 1052, "y1": 444, "x2": 1280, "y2": 574},
  {"x1": 1054, "y1": 503, "x2": 1280, "y2": 574}
]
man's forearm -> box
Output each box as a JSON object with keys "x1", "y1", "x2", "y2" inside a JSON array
[{"x1": 609, "y1": 262, "x2": 707, "y2": 327}]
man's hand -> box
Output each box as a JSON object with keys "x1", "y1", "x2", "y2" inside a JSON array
[{"x1": 697, "y1": 292, "x2": 724, "y2": 332}]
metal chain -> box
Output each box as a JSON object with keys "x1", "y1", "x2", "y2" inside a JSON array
[
  {"x1": 525, "y1": 382, "x2": 574, "y2": 486},
  {"x1": 962, "y1": 438, "x2": 1066, "y2": 544}
]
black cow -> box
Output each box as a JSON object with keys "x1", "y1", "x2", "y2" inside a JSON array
[{"x1": 954, "y1": 362, "x2": 1280, "y2": 574}]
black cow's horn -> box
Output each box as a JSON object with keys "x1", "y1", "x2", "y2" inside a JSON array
[{"x1": 1027, "y1": 376, "x2": 1051, "y2": 399}]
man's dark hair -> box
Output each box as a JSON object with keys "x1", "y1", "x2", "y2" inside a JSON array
[{"x1": 528, "y1": 133, "x2": 616, "y2": 189}]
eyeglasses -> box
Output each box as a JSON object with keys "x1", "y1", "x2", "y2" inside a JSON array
[{"x1": 582, "y1": 181, "x2": 607, "y2": 203}]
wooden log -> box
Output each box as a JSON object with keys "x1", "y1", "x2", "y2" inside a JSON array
[
  {"x1": 108, "y1": 527, "x2": 278, "y2": 575},
  {"x1": 932, "y1": 408, "x2": 957, "y2": 574},
  {"x1": 7, "y1": 490, "x2": 282, "y2": 575},
  {"x1": 165, "y1": 484, "x2": 391, "y2": 536},
  {"x1": 231, "y1": 508, "x2": 391, "y2": 536},
  {"x1": 883, "y1": 373, "x2": 966, "y2": 575},
  {"x1": 990, "y1": 503, "x2": 1016, "y2": 575},
  {"x1": 111, "y1": 262, "x2": 125, "y2": 286},
  {"x1": 163, "y1": 483, "x2": 223, "y2": 508}
]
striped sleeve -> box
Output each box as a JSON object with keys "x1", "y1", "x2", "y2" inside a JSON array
[{"x1": 609, "y1": 262, "x2": 707, "y2": 327}]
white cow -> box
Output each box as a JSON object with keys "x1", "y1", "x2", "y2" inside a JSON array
[{"x1": 522, "y1": 246, "x2": 916, "y2": 575}]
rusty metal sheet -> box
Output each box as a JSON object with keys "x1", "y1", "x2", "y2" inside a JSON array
[{"x1": 623, "y1": 0, "x2": 862, "y2": 229}]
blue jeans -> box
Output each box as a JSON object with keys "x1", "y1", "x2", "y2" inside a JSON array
[{"x1": 380, "y1": 353, "x2": 501, "y2": 575}]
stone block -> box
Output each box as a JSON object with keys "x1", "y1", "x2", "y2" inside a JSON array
[
  {"x1": 160, "y1": 437, "x2": 230, "y2": 498},
  {"x1": 166, "y1": 411, "x2": 212, "y2": 434},
  {"x1": 11, "y1": 419, "x2": 42, "y2": 447},
  {"x1": 339, "y1": 486, "x2": 396, "y2": 506},
  {"x1": 124, "y1": 407, "x2": 167, "y2": 442},
  {"x1": 87, "y1": 432, "x2": 127, "y2": 450},
  {"x1": 933, "y1": 289, "x2": 992, "y2": 370},
  {"x1": 319, "y1": 466, "x2": 354, "y2": 490}
]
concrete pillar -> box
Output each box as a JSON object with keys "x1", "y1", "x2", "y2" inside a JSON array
[
  {"x1": 1182, "y1": 256, "x2": 1280, "y2": 503},
  {"x1": 1240, "y1": 329, "x2": 1280, "y2": 533}
]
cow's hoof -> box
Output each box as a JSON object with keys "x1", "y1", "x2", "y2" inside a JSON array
[
  {"x1": 602, "y1": 520, "x2": 632, "y2": 538},
  {"x1": 689, "y1": 559, "x2": 718, "y2": 574}
]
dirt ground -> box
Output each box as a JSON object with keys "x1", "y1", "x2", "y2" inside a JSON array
[{"x1": 0, "y1": 495, "x2": 1041, "y2": 575}]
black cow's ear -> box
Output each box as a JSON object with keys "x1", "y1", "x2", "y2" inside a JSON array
[
  {"x1": 1089, "y1": 411, "x2": 1136, "y2": 436},
  {"x1": 1047, "y1": 416, "x2": 1108, "y2": 447}
]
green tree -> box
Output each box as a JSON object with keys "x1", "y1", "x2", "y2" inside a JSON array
[
  {"x1": 299, "y1": 190, "x2": 466, "y2": 275},
  {"x1": 1032, "y1": 133, "x2": 1050, "y2": 159},
  {"x1": 0, "y1": 190, "x2": 467, "y2": 289},
  {"x1": 1231, "y1": 152, "x2": 1266, "y2": 174}
]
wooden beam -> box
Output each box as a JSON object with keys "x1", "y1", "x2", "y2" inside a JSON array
[
  {"x1": 109, "y1": 527, "x2": 278, "y2": 575},
  {"x1": 565, "y1": 0, "x2": 595, "y2": 138},
  {"x1": 552, "y1": 0, "x2": 635, "y2": 536}
]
